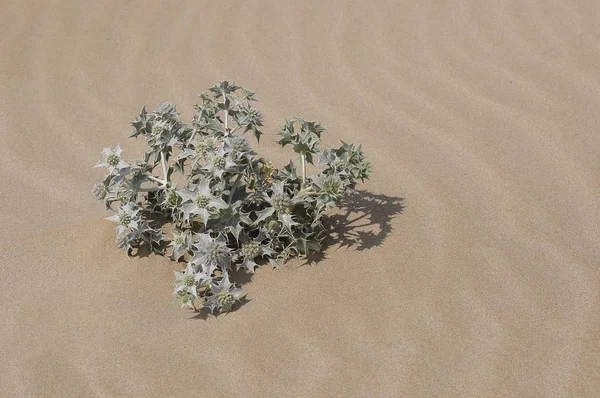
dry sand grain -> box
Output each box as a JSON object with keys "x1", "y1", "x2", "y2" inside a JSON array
[{"x1": 1, "y1": 0, "x2": 599, "y2": 396}]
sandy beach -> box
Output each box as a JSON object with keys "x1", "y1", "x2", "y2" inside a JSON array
[{"x1": 1, "y1": 0, "x2": 599, "y2": 396}]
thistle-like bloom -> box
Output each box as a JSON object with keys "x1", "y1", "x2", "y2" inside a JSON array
[
  {"x1": 316, "y1": 144, "x2": 371, "y2": 184},
  {"x1": 177, "y1": 179, "x2": 228, "y2": 224},
  {"x1": 192, "y1": 134, "x2": 216, "y2": 158},
  {"x1": 234, "y1": 233, "x2": 275, "y2": 272},
  {"x1": 95, "y1": 145, "x2": 130, "y2": 175},
  {"x1": 322, "y1": 175, "x2": 344, "y2": 196},
  {"x1": 106, "y1": 202, "x2": 141, "y2": 237},
  {"x1": 256, "y1": 182, "x2": 300, "y2": 235},
  {"x1": 235, "y1": 104, "x2": 264, "y2": 141},
  {"x1": 168, "y1": 229, "x2": 193, "y2": 261},
  {"x1": 190, "y1": 233, "x2": 231, "y2": 275},
  {"x1": 159, "y1": 188, "x2": 183, "y2": 222},
  {"x1": 148, "y1": 119, "x2": 181, "y2": 149},
  {"x1": 263, "y1": 182, "x2": 295, "y2": 214},
  {"x1": 262, "y1": 219, "x2": 282, "y2": 237},
  {"x1": 92, "y1": 182, "x2": 107, "y2": 200},
  {"x1": 202, "y1": 147, "x2": 237, "y2": 179},
  {"x1": 243, "y1": 105, "x2": 263, "y2": 126},
  {"x1": 204, "y1": 273, "x2": 245, "y2": 313},
  {"x1": 311, "y1": 174, "x2": 346, "y2": 203},
  {"x1": 173, "y1": 263, "x2": 211, "y2": 306},
  {"x1": 223, "y1": 136, "x2": 254, "y2": 162},
  {"x1": 237, "y1": 241, "x2": 261, "y2": 272}
]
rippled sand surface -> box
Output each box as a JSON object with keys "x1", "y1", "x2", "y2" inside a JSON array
[{"x1": 1, "y1": 1, "x2": 599, "y2": 396}]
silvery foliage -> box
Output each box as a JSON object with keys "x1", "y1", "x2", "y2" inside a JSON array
[{"x1": 93, "y1": 82, "x2": 371, "y2": 314}]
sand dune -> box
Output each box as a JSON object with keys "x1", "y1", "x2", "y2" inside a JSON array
[{"x1": 1, "y1": 0, "x2": 599, "y2": 396}]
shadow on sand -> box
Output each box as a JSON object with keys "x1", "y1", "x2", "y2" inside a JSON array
[{"x1": 307, "y1": 190, "x2": 405, "y2": 263}]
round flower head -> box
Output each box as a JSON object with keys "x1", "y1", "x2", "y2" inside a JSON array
[
  {"x1": 177, "y1": 179, "x2": 228, "y2": 225},
  {"x1": 223, "y1": 136, "x2": 255, "y2": 162},
  {"x1": 174, "y1": 263, "x2": 197, "y2": 292},
  {"x1": 241, "y1": 242, "x2": 260, "y2": 259},
  {"x1": 248, "y1": 106, "x2": 262, "y2": 122},
  {"x1": 166, "y1": 190, "x2": 180, "y2": 206},
  {"x1": 238, "y1": 241, "x2": 261, "y2": 272},
  {"x1": 233, "y1": 232, "x2": 276, "y2": 273},
  {"x1": 151, "y1": 122, "x2": 164, "y2": 138},
  {"x1": 190, "y1": 233, "x2": 231, "y2": 275},
  {"x1": 204, "y1": 273, "x2": 245, "y2": 313},
  {"x1": 168, "y1": 229, "x2": 192, "y2": 261},
  {"x1": 236, "y1": 104, "x2": 264, "y2": 131},
  {"x1": 264, "y1": 182, "x2": 295, "y2": 214},
  {"x1": 263, "y1": 219, "x2": 282, "y2": 237},
  {"x1": 333, "y1": 158, "x2": 346, "y2": 170},
  {"x1": 92, "y1": 182, "x2": 107, "y2": 200},
  {"x1": 95, "y1": 145, "x2": 130, "y2": 175},
  {"x1": 161, "y1": 188, "x2": 182, "y2": 217},
  {"x1": 173, "y1": 263, "x2": 210, "y2": 307},
  {"x1": 193, "y1": 135, "x2": 216, "y2": 157},
  {"x1": 106, "y1": 202, "x2": 141, "y2": 238},
  {"x1": 147, "y1": 120, "x2": 177, "y2": 149},
  {"x1": 322, "y1": 175, "x2": 345, "y2": 198},
  {"x1": 202, "y1": 147, "x2": 237, "y2": 179},
  {"x1": 272, "y1": 195, "x2": 291, "y2": 213}
]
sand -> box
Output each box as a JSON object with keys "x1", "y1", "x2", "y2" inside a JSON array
[{"x1": 1, "y1": 0, "x2": 599, "y2": 396}]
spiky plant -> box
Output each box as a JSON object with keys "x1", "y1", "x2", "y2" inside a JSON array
[{"x1": 93, "y1": 81, "x2": 371, "y2": 315}]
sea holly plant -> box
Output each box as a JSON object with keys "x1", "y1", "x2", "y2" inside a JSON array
[{"x1": 93, "y1": 81, "x2": 371, "y2": 315}]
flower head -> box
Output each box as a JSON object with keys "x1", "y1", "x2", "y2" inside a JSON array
[
  {"x1": 95, "y1": 145, "x2": 130, "y2": 175},
  {"x1": 168, "y1": 229, "x2": 193, "y2": 261},
  {"x1": 177, "y1": 179, "x2": 228, "y2": 225},
  {"x1": 193, "y1": 135, "x2": 216, "y2": 158},
  {"x1": 223, "y1": 136, "x2": 254, "y2": 162},
  {"x1": 264, "y1": 182, "x2": 295, "y2": 213},
  {"x1": 311, "y1": 174, "x2": 346, "y2": 203},
  {"x1": 204, "y1": 273, "x2": 245, "y2": 313},
  {"x1": 202, "y1": 147, "x2": 237, "y2": 178},
  {"x1": 233, "y1": 232, "x2": 275, "y2": 272},
  {"x1": 92, "y1": 182, "x2": 107, "y2": 200},
  {"x1": 190, "y1": 233, "x2": 231, "y2": 275},
  {"x1": 173, "y1": 262, "x2": 211, "y2": 308},
  {"x1": 106, "y1": 202, "x2": 141, "y2": 237}
]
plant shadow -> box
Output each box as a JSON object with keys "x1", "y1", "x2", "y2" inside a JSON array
[{"x1": 304, "y1": 190, "x2": 405, "y2": 264}]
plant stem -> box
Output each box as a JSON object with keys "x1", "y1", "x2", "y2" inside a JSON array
[
  {"x1": 223, "y1": 94, "x2": 228, "y2": 133},
  {"x1": 160, "y1": 152, "x2": 168, "y2": 184},
  {"x1": 228, "y1": 174, "x2": 243, "y2": 205},
  {"x1": 301, "y1": 153, "x2": 306, "y2": 187},
  {"x1": 147, "y1": 175, "x2": 166, "y2": 185}
]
